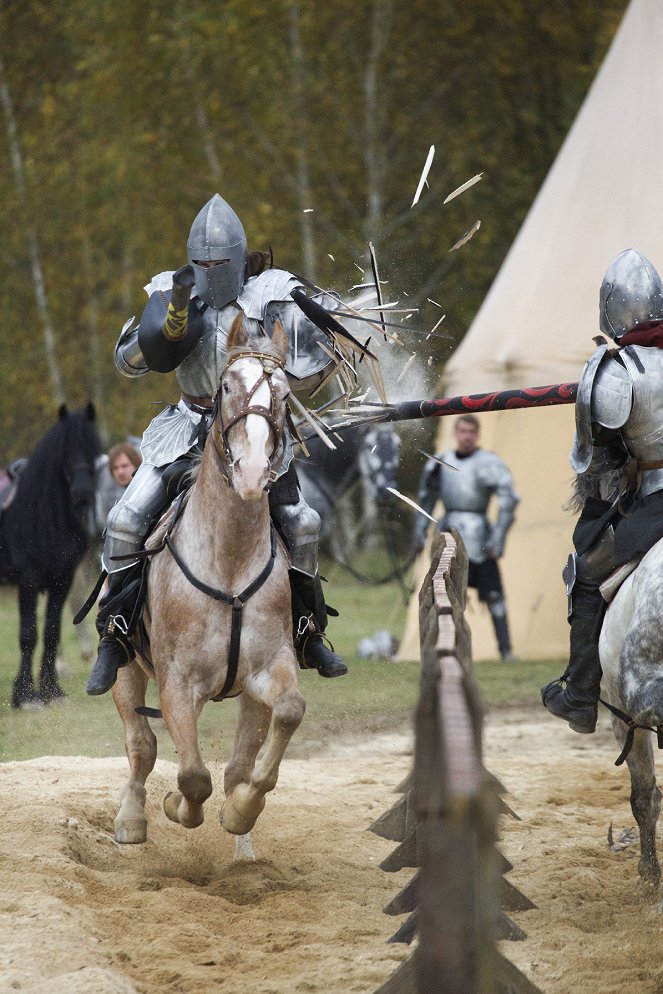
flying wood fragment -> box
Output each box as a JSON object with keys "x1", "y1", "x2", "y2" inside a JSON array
[
  {"x1": 411, "y1": 144, "x2": 435, "y2": 207},
  {"x1": 386, "y1": 487, "x2": 438, "y2": 523},
  {"x1": 449, "y1": 220, "x2": 481, "y2": 253},
  {"x1": 426, "y1": 313, "x2": 446, "y2": 340},
  {"x1": 427, "y1": 297, "x2": 442, "y2": 308},
  {"x1": 443, "y1": 173, "x2": 483, "y2": 205},
  {"x1": 418, "y1": 449, "x2": 459, "y2": 471},
  {"x1": 396, "y1": 352, "x2": 417, "y2": 383}
]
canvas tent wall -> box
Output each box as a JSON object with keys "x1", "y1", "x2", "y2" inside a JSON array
[{"x1": 399, "y1": 0, "x2": 663, "y2": 661}]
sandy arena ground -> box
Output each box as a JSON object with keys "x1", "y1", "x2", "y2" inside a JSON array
[{"x1": 1, "y1": 706, "x2": 663, "y2": 993}]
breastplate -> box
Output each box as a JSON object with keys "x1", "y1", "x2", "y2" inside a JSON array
[
  {"x1": 438, "y1": 451, "x2": 492, "y2": 514},
  {"x1": 175, "y1": 305, "x2": 262, "y2": 399}
]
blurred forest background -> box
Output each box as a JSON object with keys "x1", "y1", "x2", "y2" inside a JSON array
[{"x1": 0, "y1": 0, "x2": 626, "y2": 459}]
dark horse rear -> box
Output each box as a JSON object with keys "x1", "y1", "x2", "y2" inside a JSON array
[{"x1": 0, "y1": 404, "x2": 100, "y2": 708}]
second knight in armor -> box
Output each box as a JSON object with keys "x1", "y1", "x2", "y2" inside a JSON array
[
  {"x1": 542, "y1": 248, "x2": 663, "y2": 733},
  {"x1": 413, "y1": 413, "x2": 519, "y2": 660},
  {"x1": 86, "y1": 193, "x2": 348, "y2": 696}
]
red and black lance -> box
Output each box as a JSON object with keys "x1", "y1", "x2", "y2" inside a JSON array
[{"x1": 327, "y1": 381, "x2": 579, "y2": 431}]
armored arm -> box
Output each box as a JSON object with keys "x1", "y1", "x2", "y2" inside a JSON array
[
  {"x1": 413, "y1": 458, "x2": 441, "y2": 550},
  {"x1": 135, "y1": 268, "x2": 204, "y2": 374},
  {"x1": 486, "y1": 457, "x2": 519, "y2": 558}
]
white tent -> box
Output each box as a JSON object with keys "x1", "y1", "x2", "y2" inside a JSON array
[{"x1": 400, "y1": 0, "x2": 663, "y2": 661}]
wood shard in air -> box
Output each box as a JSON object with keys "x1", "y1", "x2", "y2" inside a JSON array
[
  {"x1": 386, "y1": 487, "x2": 438, "y2": 523},
  {"x1": 396, "y1": 352, "x2": 417, "y2": 383},
  {"x1": 449, "y1": 220, "x2": 481, "y2": 253},
  {"x1": 411, "y1": 145, "x2": 435, "y2": 207},
  {"x1": 443, "y1": 173, "x2": 483, "y2": 205}
]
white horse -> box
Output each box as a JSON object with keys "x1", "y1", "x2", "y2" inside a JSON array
[
  {"x1": 599, "y1": 537, "x2": 663, "y2": 901},
  {"x1": 110, "y1": 316, "x2": 305, "y2": 861}
]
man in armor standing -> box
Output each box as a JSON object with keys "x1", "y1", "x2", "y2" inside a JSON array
[
  {"x1": 86, "y1": 193, "x2": 348, "y2": 695},
  {"x1": 413, "y1": 414, "x2": 519, "y2": 660},
  {"x1": 543, "y1": 248, "x2": 663, "y2": 734}
]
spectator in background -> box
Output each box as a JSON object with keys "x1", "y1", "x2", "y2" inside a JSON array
[
  {"x1": 413, "y1": 414, "x2": 519, "y2": 660},
  {"x1": 96, "y1": 442, "x2": 142, "y2": 533},
  {"x1": 69, "y1": 441, "x2": 142, "y2": 661}
]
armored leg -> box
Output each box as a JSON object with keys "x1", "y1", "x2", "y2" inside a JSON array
[
  {"x1": 87, "y1": 464, "x2": 166, "y2": 696},
  {"x1": 486, "y1": 592, "x2": 515, "y2": 661},
  {"x1": 541, "y1": 528, "x2": 614, "y2": 733},
  {"x1": 270, "y1": 486, "x2": 347, "y2": 678},
  {"x1": 541, "y1": 581, "x2": 604, "y2": 732}
]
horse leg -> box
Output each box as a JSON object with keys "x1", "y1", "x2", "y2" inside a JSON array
[
  {"x1": 39, "y1": 587, "x2": 68, "y2": 703},
  {"x1": 220, "y1": 650, "x2": 305, "y2": 835},
  {"x1": 160, "y1": 680, "x2": 212, "y2": 829},
  {"x1": 11, "y1": 579, "x2": 42, "y2": 710},
  {"x1": 222, "y1": 694, "x2": 272, "y2": 860},
  {"x1": 112, "y1": 663, "x2": 157, "y2": 843},
  {"x1": 611, "y1": 715, "x2": 662, "y2": 894}
]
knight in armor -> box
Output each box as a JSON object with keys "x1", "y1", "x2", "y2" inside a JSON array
[
  {"x1": 413, "y1": 414, "x2": 519, "y2": 660},
  {"x1": 542, "y1": 248, "x2": 663, "y2": 733},
  {"x1": 86, "y1": 193, "x2": 348, "y2": 696}
]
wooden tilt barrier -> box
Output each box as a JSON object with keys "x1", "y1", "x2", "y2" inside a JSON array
[{"x1": 371, "y1": 531, "x2": 542, "y2": 994}]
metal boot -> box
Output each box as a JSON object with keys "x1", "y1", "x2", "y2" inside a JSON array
[
  {"x1": 289, "y1": 569, "x2": 347, "y2": 678},
  {"x1": 85, "y1": 572, "x2": 136, "y2": 696},
  {"x1": 541, "y1": 583, "x2": 604, "y2": 733}
]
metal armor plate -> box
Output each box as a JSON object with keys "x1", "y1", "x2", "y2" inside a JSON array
[
  {"x1": 570, "y1": 344, "x2": 608, "y2": 473},
  {"x1": 590, "y1": 356, "x2": 633, "y2": 429}
]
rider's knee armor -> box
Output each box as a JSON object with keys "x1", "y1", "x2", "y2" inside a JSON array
[
  {"x1": 270, "y1": 497, "x2": 321, "y2": 576},
  {"x1": 103, "y1": 463, "x2": 167, "y2": 572}
]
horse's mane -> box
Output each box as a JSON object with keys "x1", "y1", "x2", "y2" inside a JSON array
[{"x1": 225, "y1": 337, "x2": 285, "y2": 367}]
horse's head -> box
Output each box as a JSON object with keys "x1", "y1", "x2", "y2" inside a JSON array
[
  {"x1": 360, "y1": 425, "x2": 401, "y2": 506},
  {"x1": 59, "y1": 402, "x2": 101, "y2": 525},
  {"x1": 215, "y1": 314, "x2": 290, "y2": 500}
]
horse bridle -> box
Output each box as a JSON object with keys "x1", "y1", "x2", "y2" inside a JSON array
[{"x1": 211, "y1": 351, "x2": 289, "y2": 487}]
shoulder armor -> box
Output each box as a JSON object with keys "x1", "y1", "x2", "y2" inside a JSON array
[
  {"x1": 591, "y1": 356, "x2": 633, "y2": 429},
  {"x1": 237, "y1": 269, "x2": 304, "y2": 319},
  {"x1": 571, "y1": 344, "x2": 609, "y2": 473}
]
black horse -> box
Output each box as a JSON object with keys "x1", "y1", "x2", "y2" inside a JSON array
[
  {"x1": 0, "y1": 404, "x2": 100, "y2": 709},
  {"x1": 297, "y1": 421, "x2": 401, "y2": 550}
]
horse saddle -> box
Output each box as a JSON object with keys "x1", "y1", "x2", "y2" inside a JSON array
[
  {"x1": 0, "y1": 457, "x2": 28, "y2": 514},
  {"x1": 600, "y1": 556, "x2": 642, "y2": 604}
]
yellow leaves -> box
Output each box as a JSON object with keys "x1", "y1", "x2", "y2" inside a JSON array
[{"x1": 41, "y1": 94, "x2": 56, "y2": 119}]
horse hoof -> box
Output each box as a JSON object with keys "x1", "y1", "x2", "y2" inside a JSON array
[
  {"x1": 163, "y1": 791, "x2": 204, "y2": 828},
  {"x1": 220, "y1": 784, "x2": 265, "y2": 836},
  {"x1": 114, "y1": 818, "x2": 148, "y2": 844},
  {"x1": 17, "y1": 698, "x2": 46, "y2": 712}
]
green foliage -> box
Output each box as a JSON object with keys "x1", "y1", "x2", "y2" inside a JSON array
[{"x1": 0, "y1": 0, "x2": 627, "y2": 458}]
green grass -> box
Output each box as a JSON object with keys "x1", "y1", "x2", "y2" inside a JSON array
[
  {"x1": 0, "y1": 560, "x2": 419, "y2": 762},
  {"x1": 0, "y1": 559, "x2": 564, "y2": 762},
  {"x1": 473, "y1": 657, "x2": 564, "y2": 708}
]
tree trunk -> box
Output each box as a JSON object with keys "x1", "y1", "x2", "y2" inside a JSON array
[
  {"x1": 0, "y1": 52, "x2": 64, "y2": 406},
  {"x1": 288, "y1": 0, "x2": 317, "y2": 282}
]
